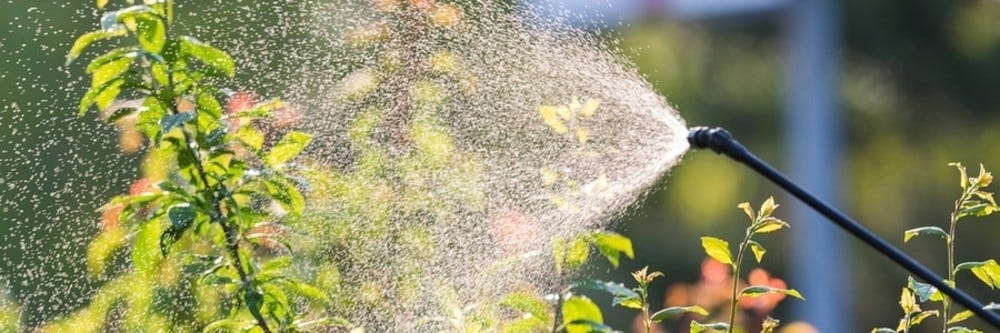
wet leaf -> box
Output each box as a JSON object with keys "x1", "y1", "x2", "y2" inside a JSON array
[
  {"x1": 562, "y1": 296, "x2": 604, "y2": 333},
  {"x1": 179, "y1": 36, "x2": 235, "y2": 77},
  {"x1": 650, "y1": 306, "x2": 708, "y2": 322},
  {"x1": 67, "y1": 28, "x2": 127, "y2": 65},
  {"x1": 539, "y1": 105, "x2": 568, "y2": 133},
  {"x1": 575, "y1": 280, "x2": 640, "y2": 309},
  {"x1": 265, "y1": 131, "x2": 312, "y2": 167},
  {"x1": 700, "y1": 237, "x2": 732, "y2": 266},
  {"x1": 79, "y1": 78, "x2": 124, "y2": 116},
  {"x1": 133, "y1": 219, "x2": 165, "y2": 275},
  {"x1": 236, "y1": 126, "x2": 265, "y2": 151},
  {"x1": 135, "y1": 14, "x2": 166, "y2": 53},
  {"x1": 86, "y1": 227, "x2": 127, "y2": 277},
  {"x1": 160, "y1": 112, "x2": 194, "y2": 134},
  {"x1": 498, "y1": 292, "x2": 550, "y2": 323},
  {"x1": 904, "y1": 226, "x2": 948, "y2": 243},
  {"x1": 590, "y1": 231, "x2": 633, "y2": 268}
]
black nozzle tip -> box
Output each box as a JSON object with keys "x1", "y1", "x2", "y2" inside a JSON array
[
  {"x1": 687, "y1": 126, "x2": 732, "y2": 150},
  {"x1": 687, "y1": 126, "x2": 747, "y2": 161}
]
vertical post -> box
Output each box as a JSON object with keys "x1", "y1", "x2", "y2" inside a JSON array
[{"x1": 785, "y1": 0, "x2": 846, "y2": 330}]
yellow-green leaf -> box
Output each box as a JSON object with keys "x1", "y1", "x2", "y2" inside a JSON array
[
  {"x1": 748, "y1": 240, "x2": 766, "y2": 263},
  {"x1": 539, "y1": 105, "x2": 568, "y2": 133},
  {"x1": 758, "y1": 196, "x2": 778, "y2": 218},
  {"x1": 904, "y1": 226, "x2": 949, "y2": 243},
  {"x1": 135, "y1": 14, "x2": 166, "y2": 54},
  {"x1": 590, "y1": 231, "x2": 634, "y2": 268},
  {"x1": 265, "y1": 131, "x2": 313, "y2": 167},
  {"x1": 753, "y1": 218, "x2": 789, "y2": 234},
  {"x1": 66, "y1": 28, "x2": 126, "y2": 65},
  {"x1": 700, "y1": 237, "x2": 732, "y2": 266},
  {"x1": 738, "y1": 202, "x2": 755, "y2": 221},
  {"x1": 741, "y1": 285, "x2": 805, "y2": 300},
  {"x1": 86, "y1": 227, "x2": 127, "y2": 277},
  {"x1": 562, "y1": 296, "x2": 603, "y2": 333},
  {"x1": 690, "y1": 321, "x2": 729, "y2": 333},
  {"x1": 949, "y1": 310, "x2": 973, "y2": 324},
  {"x1": 650, "y1": 306, "x2": 708, "y2": 323},
  {"x1": 179, "y1": 36, "x2": 235, "y2": 77}
]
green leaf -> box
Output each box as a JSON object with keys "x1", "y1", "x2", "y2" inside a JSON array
[
  {"x1": 498, "y1": 292, "x2": 551, "y2": 323},
  {"x1": 160, "y1": 204, "x2": 195, "y2": 255},
  {"x1": 740, "y1": 285, "x2": 805, "y2": 300},
  {"x1": 951, "y1": 162, "x2": 969, "y2": 191},
  {"x1": 870, "y1": 328, "x2": 896, "y2": 333},
  {"x1": 179, "y1": 36, "x2": 235, "y2": 77},
  {"x1": 574, "y1": 280, "x2": 641, "y2": 309},
  {"x1": 700, "y1": 237, "x2": 733, "y2": 266},
  {"x1": 136, "y1": 97, "x2": 167, "y2": 140},
  {"x1": 752, "y1": 217, "x2": 789, "y2": 234},
  {"x1": 66, "y1": 28, "x2": 126, "y2": 65},
  {"x1": 288, "y1": 280, "x2": 327, "y2": 302},
  {"x1": 160, "y1": 112, "x2": 194, "y2": 134},
  {"x1": 650, "y1": 306, "x2": 708, "y2": 323},
  {"x1": 955, "y1": 259, "x2": 1000, "y2": 289},
  {"x1": 907, "y1": 276, "x2": 943, "y2": 302},
  {"x1": 690, "y1": 321, "x2": 729, "y2": 333},
  {"x1": 904, "y1": 226, "x2": 949, "y2": 243},
  {"x1": 265, "y1": 131, "x2": 313, "y2": 167},
  {"x1": 590, "y1": 231, "x2": 634, "y2": 268},
  {"x1": 758, "y1": 196, "x2": 778, "y2": 218},
  {"x1": 79, "y1": 78, "x2": 125, "y2": 116},
  {"x1": 562, "y1": 296, "x2": 604, "y2": 333},
  {"x1": 133, "y1": 219, "x2": 165, "y2": 275},
  {"x1": 86, "y1": 227, "x2": 127, "y2": 277},
  {"x1": 947, "y1": 327, "x2": 983, "y2": 333},
  {"x1": 236, "y1": 126, "x2": 265, "y2": 151},
  {"x1": 106, "y1": 107, "x2": 139, "y2": 123},
  {"x1": 910, "y1": 310, "x2": 938, "y2": 326},
  {"x1": 267, "y1": 177, "x2": 306, "y2": 216},
  {"x1": 948, "y1": 310, "x2": 973, "y2": 324},
  {"x1": 89, "y1": 57, "x2": 131, "y2": 90},
  {"x1": 748, "y1": 240, "x2": 766, "y2": 263},
  {"x1": 560, "y1": 235, "x2": 591, "y2": 272},
  {"x1": 134, "y1": 14, "x2": 166, "y2": 54}
]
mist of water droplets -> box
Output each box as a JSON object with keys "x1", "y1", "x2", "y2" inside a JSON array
[{"x1": 1, "y1": 0, "x2": 689, "y2": 330}]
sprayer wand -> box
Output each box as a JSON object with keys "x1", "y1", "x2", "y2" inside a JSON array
[{"x1": 687, "y1": 126, "x2": 1000, "y2": 328}]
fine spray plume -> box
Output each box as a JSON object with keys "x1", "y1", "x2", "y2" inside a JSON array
[{"x1": 687, "y1": 126, "x2": 1000, "y2": 327}]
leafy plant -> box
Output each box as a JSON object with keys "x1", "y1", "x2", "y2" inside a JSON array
[
  {"x1": 699, "y1": 197, "x2": 804, "y2": 332},
  {"x1": 873, "y1": 163, "x2": 1000, "y2": 333},
  {"x1": 54, "y1": 0, "x2": 332, "y2": 331}
]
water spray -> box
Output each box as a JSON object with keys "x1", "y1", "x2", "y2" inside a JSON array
[{"x1": 687, "y1": 126, "x2": 1000, "y2": 327}]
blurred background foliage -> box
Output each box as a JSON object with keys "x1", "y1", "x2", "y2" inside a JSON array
[{"x1": 2, "y1": 0, "x2": 1000, "y2": 331}]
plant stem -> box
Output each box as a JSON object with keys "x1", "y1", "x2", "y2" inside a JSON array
[
  {"x1": 641, "y1": 284, "x2": 651, "y2": 333},
  {"x1": 149, "y1": 15, "x2": 272, "y2": 332},
  {"x1": 729, "y1": 233, "x2": 751, "y2": 333},
  {"x1": 944, "y1": 191, "x2": 965, "y2": 333}
]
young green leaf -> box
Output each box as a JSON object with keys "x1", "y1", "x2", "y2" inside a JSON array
[
  {"x1": 955, "y1": 259, "x2": 1000, "y2": 289},
  {"x1": 700, "y1": 237, "x2": 733, "y2": 266},
  {"x1": 267, "y1": 177, "x2": 306, "y2": 216},
  {"x1": 946, "y1": 327, "x2": 984, "y2": 333},
  {"x1": 737, "y1": 202, "x2": 755, "y2": 221},
  {"x1": 740, "y1": 285, "x2": 805, "y2": 300},
  {"x1": 562, "y1": 296, "x2": 604, "y2": 333},
  {"x1": 907, "y1": 276, "x2": 943, "y2": 302},
  {"x1": 762, "y1": 317, "x2": 779, "y2": 333},
  {"x1": 160, "y1": 112, "x2": 194, "y2": 134},
  {"x1": 134, "y1": 14, "x2": 166, "y2": 53},
  {"x1": 650, "y1": 306, "x2": 708, "y2": 323},
  {"x1": 748, "y1": 240, "x2": 766, "y2": 263},
  {"x1": 498, "y1": 292, "x2": 551, "y2": 323},
  {"x1": 910, "y1": 310, "x2": 938, "y2": 326},
  {"x1": 948, "y1": 310, "x2": 973, "y2": 324},
  {"x1": 758, "y1": 196, "x2": 778, "y2": 218},
  {"x1": 86, "y1": 227, "x2": 127, "y2": 277},
  {"x1": 236, "y1": 126, "x2": 266, "y2": 151},
  {"x1": 589, "y1": 231, "x2": 634, "y2": 268},
  {"x1": 904, "y1": 226, "x2": 949, "y2": 243},
  {"x1": 951, "y1": 162, "x2": 969, "y2": 191},
  {"x1": 265, "y1": 131, "x2": 313, "y2": 167},
  {"x1": 574, "y1": 280, "x2": 641, "y2": 309},
  {"x1": 133, "y1": 219, "x2": 165, "y2": 275},
  {"x1": 752, "y1": 217, "x2": 789, "y2": 234},
  {"x1": 79, "y1": 78, "x2": 125, "y2": 116},
  {"x1": 179, "y1": 36, "x2": 235, "y2": 77},
  {"x1": 66, "y1": 28, "x2": 127, "y2": 65},
  {"x1": 690, "y1": 321, "x2": 729, "y2": 333}
]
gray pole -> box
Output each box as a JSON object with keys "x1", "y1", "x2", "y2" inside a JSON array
[{"x1": 785, "y1": 0, "x2": 847, "y2": 330}]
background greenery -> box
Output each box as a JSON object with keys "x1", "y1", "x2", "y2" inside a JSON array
[{"x1": 2, "y1": 0, "x2": 1000, "y2": 331}]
